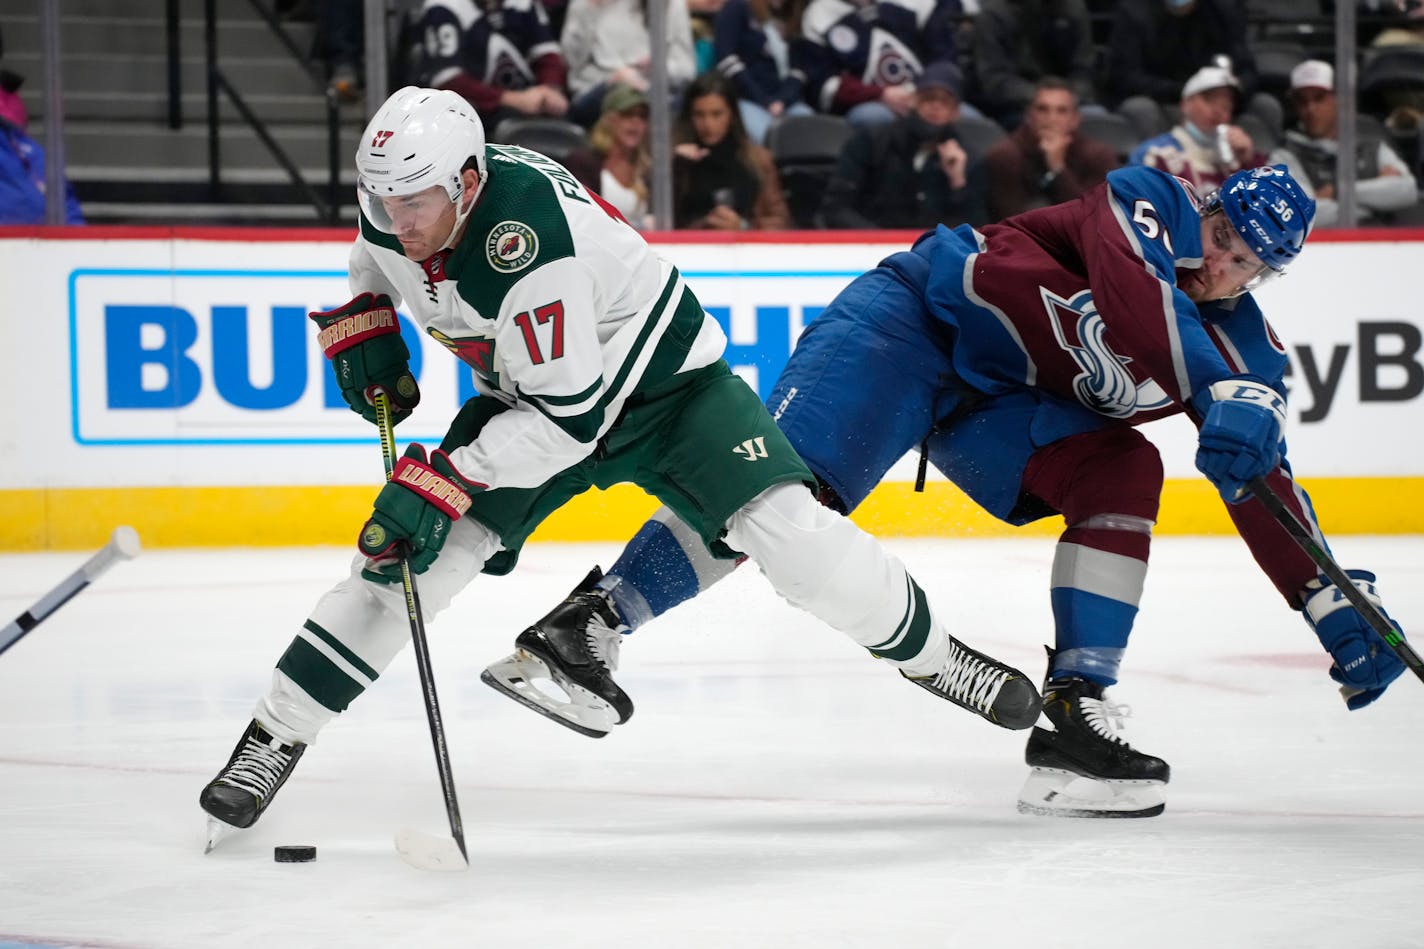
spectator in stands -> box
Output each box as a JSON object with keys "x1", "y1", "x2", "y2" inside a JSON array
[
  {"x1": 713, "y1": 0, "x2": 816, "y2": 144},
  {"x1": 1105, "y1": 0, "x2": 1279, "y2": 139},
  {"x1": 820, "y1": 61, "x2": 988, "y2": 228},
  {"x1": 561, "y1": 0, "x2": 697, "y2": 128},
  {"x1": 972, "y1": 0, "x2": 1097, "y2": 129},
  {"x1": 1360, "y1": 0, "x2": 1424, "y2": 139},
  {"x1": 396, "y1": 0, "x2": 569, "y2": 132},
  {"x1": 673, "y1": 71, "x2": 791, "y2": 229},
  {"x1": 1128, "y1": 64, "x2": 1267, "y2": 193},
  {"x1": 983, "y1": 77, "x2": 1118, "y2": 221},
  {"x1": 314, "y1": 0, "x2": 363, "y2": 102},
  {"x1": 0, "y1": 77, "x2": 83, "y2": 225},
  {"x1": 1270, "y1": 59, "x2": 1419, "y2": 226},
  {"x1": 798, "y1": 0, "x2": 966, "y2": 128},
  {"x1": 562, "y1": 84, "x2": 656, "y2": 229}
]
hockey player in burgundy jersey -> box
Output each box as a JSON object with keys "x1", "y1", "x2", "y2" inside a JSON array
[{"x1": 486, "y1": 164, "x2": 1412, "y2": 817}]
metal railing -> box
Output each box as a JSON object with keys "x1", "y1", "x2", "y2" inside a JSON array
[{"x1": 183, "y1": 0, "x2": 345, "y2": 222}]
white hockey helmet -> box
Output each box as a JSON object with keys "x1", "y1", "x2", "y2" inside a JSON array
[{"x1": 355, "y1": 86, "x2": 487, "y2": 245}]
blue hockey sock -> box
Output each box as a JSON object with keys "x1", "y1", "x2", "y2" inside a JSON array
[
  {"x1": 1049, "y1": 586, "x2": 1134, "y2": 686},
  {"x1": 599, "y1": 518, "x2": 703, "y2": 631}
]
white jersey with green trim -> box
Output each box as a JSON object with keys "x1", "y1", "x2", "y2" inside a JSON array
[{"x1": 347, "y1": 143, "x2": 728, "y2": 493}]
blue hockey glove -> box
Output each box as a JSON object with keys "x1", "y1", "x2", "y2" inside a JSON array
[
  {"x1": 310, "y1": 292, "x2": 420, "y2": 426},
  {"x1": 357, "y1": 445, "x2": 484, "y2": 582},
  {"x1": 1191, "y1": 377, "x2": 1286, "y2": 504},
  {"x1": 1303, "y1": 570, "x2": 1406, "y2": 710}
]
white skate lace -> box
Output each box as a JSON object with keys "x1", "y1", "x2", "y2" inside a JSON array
[
  {"x1": 1079, "y1": 696, "x2": 1133, "y2": 746},
  {"x1": 928, "y1": 641, "x2": 1007, "y2": 712},
  {"x1": 215, "y1": 736, "x2": 293, "y2": 800},
  {"x1": 584, "y1": 610, "x2": 623, "y2": 673}
]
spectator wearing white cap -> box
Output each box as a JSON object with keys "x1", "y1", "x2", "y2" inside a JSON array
[
  {"x1": 1127, "y1": 63, "x2": 1267, "y2": 193},
  {"x1": 1268, "y1": 59, "x2": 1419, "y2": 227}
]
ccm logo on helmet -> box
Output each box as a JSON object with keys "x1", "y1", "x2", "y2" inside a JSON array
[{"x1": 371, "y1": 130, "x2": 394, "y2": 147}]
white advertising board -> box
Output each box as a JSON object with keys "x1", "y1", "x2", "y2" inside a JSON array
[{"x1": 2, "y1": 231, "x2": 1421, "y2": 491}]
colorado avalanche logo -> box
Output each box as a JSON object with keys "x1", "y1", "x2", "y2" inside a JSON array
[
  {"x1": 485, "y1": 220, "x2": 539, "y2": 273},
  {"x1": 864, "y1": 29, "x2": 922, "y2": 86},
  {"x1": 1042, "y1": 288, "x2": 1171, "y2": 418}
]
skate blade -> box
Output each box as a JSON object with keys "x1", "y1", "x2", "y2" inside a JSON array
[
  {"x1": 204, "y1": 817, "x2": 239, "y2": 854},
  {"x1": 1016, "y1": 767, "x2": 1166, "y2": 819},
  {"x1": 480, "y1": 651, "x2": 617, "y2": 739},
  {"x1": 394, "y1": 827, "x2": 469, "y2": 872}
]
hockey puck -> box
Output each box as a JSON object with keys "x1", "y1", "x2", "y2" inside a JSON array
[{"x1": 274, "y1": 845, "x2": 317, "y2": 863}]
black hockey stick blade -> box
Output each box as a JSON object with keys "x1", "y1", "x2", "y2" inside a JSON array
[{"x1": 1247, "y1": 477, "x2": 1424, "y2": 683}]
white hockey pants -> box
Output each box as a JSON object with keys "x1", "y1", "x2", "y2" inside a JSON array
[
  {"x1": 256, "y1": 515, "x2": 502, "y2": 744},
  {"x1": 722, "y1": 483, "x2": 951, "y2": 675}
]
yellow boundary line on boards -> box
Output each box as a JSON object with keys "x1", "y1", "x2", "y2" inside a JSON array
[{"x1": 1, "y1": 477, "x2": 1420, "y2": 551}]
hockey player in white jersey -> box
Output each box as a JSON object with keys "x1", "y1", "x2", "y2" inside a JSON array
[{"x1": 197, "y1": 87, "x2": 1042, "y2": 846}]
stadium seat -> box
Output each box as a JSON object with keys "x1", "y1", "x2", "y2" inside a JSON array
[
  {"x1": 766, "y1": 113, "x2": 853, "y2": 227},
  {"x1": 1076, "y1": 110, "x2": 1141, "y2": 163},
  {"x1": 491, "y1": 118, "x2": 590, "y2": 163},
  {"x1": 952, "y1": 113, "x2": 1007, "y2": 163}
]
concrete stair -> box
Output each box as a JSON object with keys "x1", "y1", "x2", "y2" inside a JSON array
[{"x1": 4, "y1": 2, "x2": 368, "y2": 225}]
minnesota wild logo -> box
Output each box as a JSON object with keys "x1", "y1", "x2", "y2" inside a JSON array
[
  {"x1": 486, "y1": 221, "x2": 538, "y2": 273},
  {"x1": 429, "y1": 327, "x2": 499, "y2": 387}
]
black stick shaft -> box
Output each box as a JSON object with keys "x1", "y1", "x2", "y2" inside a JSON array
[
  {"x1": 1247, "y1": 477, "x2": 1424, "y2": 683},
  {"x1": 375, "y1": 393, "x2": 468, "y2": 863}
]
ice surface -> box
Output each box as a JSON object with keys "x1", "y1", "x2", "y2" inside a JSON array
[{"x1": 1, "y1": 536, "x2": 1422, "y2": 949}]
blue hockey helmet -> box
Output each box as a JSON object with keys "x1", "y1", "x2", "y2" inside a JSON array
[{"x1": 1203, "y1": 164, "x2": 1316, "y2": 277}]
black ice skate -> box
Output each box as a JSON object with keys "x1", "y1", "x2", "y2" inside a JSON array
[
  {"x1": 199, "y1": 719, "x2": 306, "y2": 852},
  {"x1": 1017, "y1": 674, "x2": 1170, "y2": 818},
  {"x1": 902, "y1": 636, "x2": 1041, "y2": 730},
  {"x1": 481, "y1": 567, "x2": 633, "y2": 738}
]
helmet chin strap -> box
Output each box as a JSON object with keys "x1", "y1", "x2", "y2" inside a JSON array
[{"x1": 438, "y1": 174, "x2": 485, "y2": 253}]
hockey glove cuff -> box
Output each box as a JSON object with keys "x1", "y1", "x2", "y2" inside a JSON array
[
  {"x1": 310, "y1": 292, "x2": 421, "y2": 426},
  {"x1": 358, "y1": 445, "x2": 485, "y2": 583},
  {"x1": 1303, "y1": 570, "x2": 1406, "y2": 710},
  {"x1": 1191, "y1": 377, "x2": 1286, "y2": 504}
]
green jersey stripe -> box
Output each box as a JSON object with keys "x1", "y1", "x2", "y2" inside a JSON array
[
  {"x1": 520, "y1": 386, "x2": 606, "y2": 443},
  {"x1": 600, "y1": 268, "x2": 682, "y2": 406},
  {"x1": 303, "y1": 619, "x2": 381, "y2": 681},
  {"x1": 277, "y1": 636, "x2": 370, "y2": 714},
  {"x1": 526, "y1": 376, "x2": 603, "y2": 408},
  {"x1": 868, "y1": 578, "x2": 933, "y2": 662}
]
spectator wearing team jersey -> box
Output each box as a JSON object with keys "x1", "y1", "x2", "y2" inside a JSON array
[
  {"x1": 712, "y1": 0, "x2": 816, "y2": 144},
  {"x1": 797, "y1": 0, "x2": 966, "y2": 129},
  {"x1": 1128, "y1": 64, "x2": 1267, "y2": 195},
  {"x1": 396, "y1": 0, "x2": 569, "y2": 130},
  {"x1": 561, "y1": 0, "x2": 697, "y2": 128}
]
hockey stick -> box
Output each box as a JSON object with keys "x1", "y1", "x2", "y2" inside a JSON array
[
  {"x1": 1246, "y1": 476, "x2": 1424, "y2": 683},
  {"x1": 1, "y1": 526, "x2": 141, "y2": 657},
  {"x1": 373, "y1": 391, "x2": 469, "y2": 872}
]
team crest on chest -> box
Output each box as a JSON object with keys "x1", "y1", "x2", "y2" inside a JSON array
[{"x1": 486, "y1": 220, "x2": 539, "y2": 273}]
